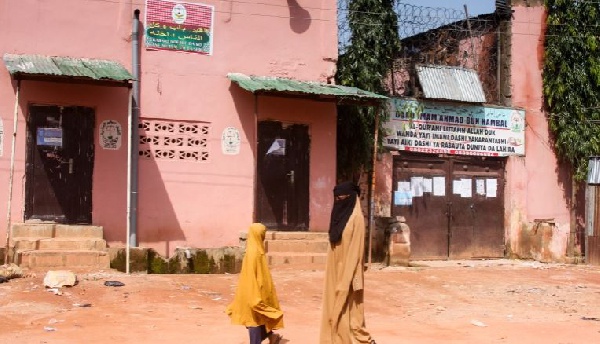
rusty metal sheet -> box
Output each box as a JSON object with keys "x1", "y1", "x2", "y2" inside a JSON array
[
  {"x1": 227, "y1": 72, "x2": 387, "y2": 104},
  {"x1": 588, "y1": 189, "x2": 600, "y2": 265},
  {"x1": 3, "y1": 53, "x2": 133, "y2": 85},
  {"x1": 416, "y1": 65, "x2": 486, "y2": 103},
  {"x1": 588, "y1": 237, "x2": 600, "y2": 265}
]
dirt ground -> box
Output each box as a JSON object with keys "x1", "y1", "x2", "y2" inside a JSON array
[{"x1": 1, "y1": 259, "x2": 600, "y2": 344}]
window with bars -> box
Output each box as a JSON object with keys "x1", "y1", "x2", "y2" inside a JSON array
[{"x1": 138, "y1": 119, "x2": 210, "y2": 162}]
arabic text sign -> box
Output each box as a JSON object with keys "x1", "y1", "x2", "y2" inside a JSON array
[
  {"x1": 383, "y1": 99, "x2": 526, "y2": 157},
  {"x1": 145, "y1": 0, "x2": 214, "y2": 55}
]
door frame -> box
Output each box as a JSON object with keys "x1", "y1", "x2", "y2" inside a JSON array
[
  {"x1": 24, "y1": 104, "x2": 95, "y2": 224},
  {"x1": 256, "y1": 120, "x2": 310, "y2": 231}
]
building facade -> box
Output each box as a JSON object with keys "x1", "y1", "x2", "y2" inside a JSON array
[
  {"x1": 375, "y1": 1, "x2": 582, "y2": 263},
  {"x1": 0, "y1": 0, "x2": 350, "y2": 258}
]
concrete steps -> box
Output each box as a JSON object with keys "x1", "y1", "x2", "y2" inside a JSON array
[
  {"x1": 16, "y1": 250, "x2": 110, "y2": 269},
  {"x1": 267, "y1": 252, "x2": 328, "y2": 265},
  {"x1": 11, "y1": 237, "x2": 107, "y2": 251},
  {"x1": 265, "y1": 231, "x2": 329, "y2": 268},
  {"x1": 9, "y1": 223, "x2": 109, "y2": 270}
]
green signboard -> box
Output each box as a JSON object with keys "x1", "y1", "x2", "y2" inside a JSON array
[{"x1": 145, "y1": 0, "x2": 214, "y2": 55}]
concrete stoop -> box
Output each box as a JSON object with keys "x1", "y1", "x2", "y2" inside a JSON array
[
  {"x1": 9, "y1": 223, "x2": 110, "y2": 270},
  {"x1": 265, "y1": 231, "x2": 329, "y2": 268}
]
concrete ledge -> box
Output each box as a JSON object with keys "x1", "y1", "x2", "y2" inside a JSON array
[
  {"x1": 11, "y1": 223, "x2": 55, "y2": 238},
  {"x1": 108, "y1": 247, "x2": 150, "y2": 273},
  {"x1": 267, "y1": 252, "x2": 327, "y2": 266},
  {"x1": 12, "y1": 237, "x2": 107, "y2": 251},
  {"x1": 265, "y1": 239, "x2": 329, "y2": 253},
  {"x1": 10, "y1": 224, "x2": 104, "y2": 239},
  {"x1": 170, "y1": 247, "x2": 245, "y2": 274},
  {"x1": 108, "y1": 246, "x2": 245, "y2": 274},
  {"x1": 17, "y1": 250, "x2": 110, "y2": 269},
  {"x1": 265, "y1": 231, "x2": 329, "y2": 241},
  {"x1": 54, "y1": 225, "x2": 103, "y2": 238}
]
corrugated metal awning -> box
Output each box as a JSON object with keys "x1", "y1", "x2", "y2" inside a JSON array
[
  {"x1": 3, "y1": 54, "x2": 133, "y2": 87},
  {"x1": 227, "y1": 73, "x2": 387, "y2": 105},
  {"x1": 416, "y1": 65, "x2": 486, "y2": 103}
]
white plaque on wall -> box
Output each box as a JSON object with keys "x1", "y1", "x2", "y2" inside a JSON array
[
  {"x1": 99, "y1": 120, "x2": 122, "y2": 150},
  {"x1": 222, "y1": 127, "x2": 241, "y2": 155}
]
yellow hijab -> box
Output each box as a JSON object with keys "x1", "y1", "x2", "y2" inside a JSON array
[{"x1": 226, "y1": 223, "x2": 284, "y2": 332}]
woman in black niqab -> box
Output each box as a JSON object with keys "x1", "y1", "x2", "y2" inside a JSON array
[{"x1": 328, "y1": 181, "x2": 361, "y2": 244}]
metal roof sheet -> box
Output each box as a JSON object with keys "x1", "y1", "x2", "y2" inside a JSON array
[
  {"x1": 416, "y1": 65, "x2": 486, "y2": 103},
  {"x1": 227, "y1": 73, "x2": 387, "y2": 104},
  {"x1": 3, "y1": 54, "x2": 133, "y2": 85}
]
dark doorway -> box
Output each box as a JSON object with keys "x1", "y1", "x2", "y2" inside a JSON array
[
  {"x1": 25, "y1": 105, "x2": 95, "y2": 224},
  {"x1": 392, "y1": 152, "x2": 505, "y2": 259},
  {"x1": 257, "y1": 121, "x2": 309, "y2": 230}
]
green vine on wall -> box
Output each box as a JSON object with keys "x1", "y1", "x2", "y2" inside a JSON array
[
  {"x1": 543, "y1": 0, "x2": 600, "y2": 180},
  {"x1": 335, "y1": 0, "x2": 400, "y2": 181}
]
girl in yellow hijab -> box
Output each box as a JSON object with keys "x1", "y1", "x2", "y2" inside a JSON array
[{"x1": 226, "y1": 223, "x2": 284, "y2": 344}]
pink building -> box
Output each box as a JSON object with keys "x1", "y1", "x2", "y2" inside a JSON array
[
  {"x1": 0, "y1": 0, "x2": 382, "y2": 261},
  {"x1": 377, "y1": 1, "x2": 583, "y2": 263}
]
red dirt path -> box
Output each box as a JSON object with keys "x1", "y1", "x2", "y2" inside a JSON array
[{"x1": 1, "y1": 259, "x2": 600, "y2": 343}]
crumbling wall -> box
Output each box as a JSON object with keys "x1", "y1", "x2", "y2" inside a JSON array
[{"x1": 506, "y1": 219, "x2": 572, "y2": 263}]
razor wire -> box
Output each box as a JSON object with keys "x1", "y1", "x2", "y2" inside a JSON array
[{"x1": 338, "y1": 0, "x2": 504, "y2": 104}]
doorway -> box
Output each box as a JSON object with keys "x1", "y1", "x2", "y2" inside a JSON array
[
  {"x1": 257, "y1": 120, "x2": 309, "y2": 230},
  {"x1": 25, "y1": 105, "x2": 95, "y2": 224},
  {"x1": 392, "y1": 152, "x2": 505, "y2": 259}
]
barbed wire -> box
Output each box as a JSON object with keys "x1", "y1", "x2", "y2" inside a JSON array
[
  {"x1": 338, "y1": 1, "x2": 508, "y2": 103},
  {"x1": 338, "y1": 1, "x2": 472, "y2": 50}
]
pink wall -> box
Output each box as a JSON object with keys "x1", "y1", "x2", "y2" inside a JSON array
[
  {"x1": 506, "y1": 5, "x2": 570, "y2": 259},
  {"x1": 0, "y1": 0, "x2": 339, "y2": 256}
]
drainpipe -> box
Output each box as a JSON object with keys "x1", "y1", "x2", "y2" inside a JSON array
[
  {"x1": 4, "y1": 80, "x2": 20, "y2": 264},
  {"x1": 127, "y1": 9, "x2": 141, "y2": 273},
  {"x1": 253, "y1": 94, "x2": 258, "y2": 223},
  {"x1": 126, "y1": 86, "x2": 133, "y2": 274}
]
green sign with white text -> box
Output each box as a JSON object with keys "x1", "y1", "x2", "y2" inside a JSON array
[{"x1": 145, "y1": 0, "x2": 214, "y2": 55}]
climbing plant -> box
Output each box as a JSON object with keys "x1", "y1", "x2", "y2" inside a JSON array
[
  {"x1": 335, "y1": 0, "x2": 400, "y2": 182},
  {"x1": 543, "y1": 0, "x2": 600, "y2": 180}
]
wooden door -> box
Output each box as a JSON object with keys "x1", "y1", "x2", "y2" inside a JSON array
[
  {"x1": 449, "y1": 156, "x2": 505, "y2": 258},
  {"x1": 257, "y1": 121, "x2": 309, "y2": 230},
  {"x1": 392, "y1": 152, "x2": 506, "y2": 259},
  {"x1": 392, "y1": 153, "x2": 450, "y2": 259},
  {"x1": 25, "y1": 105, "x2": 95, "y2": 224}
]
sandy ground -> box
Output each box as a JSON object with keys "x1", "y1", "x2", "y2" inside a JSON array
[{"x1": 1, "y1": 259, "x2": 600, "y2": 344}]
